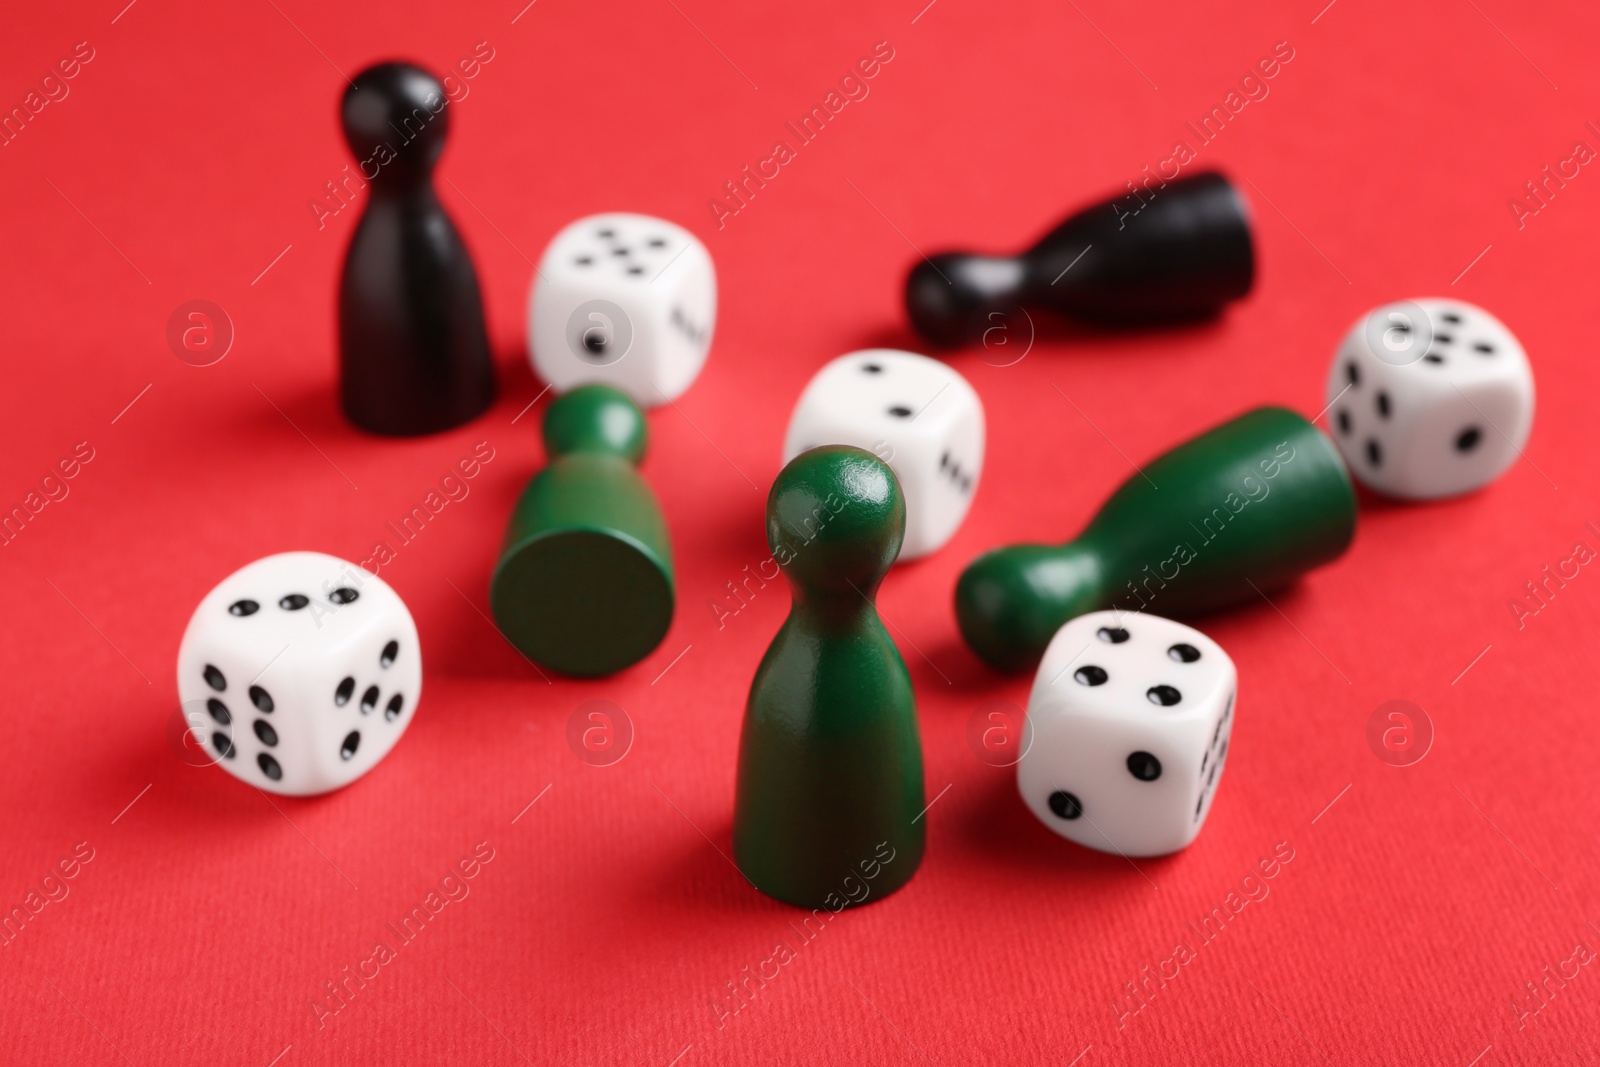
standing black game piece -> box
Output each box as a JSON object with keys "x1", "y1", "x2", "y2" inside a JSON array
[
  {"x1": 338, "y1": 62, "x2": 495, "y2": 436},
  {"x1": 904, "y1": 171, "x2": 1255, "y2": 348}
]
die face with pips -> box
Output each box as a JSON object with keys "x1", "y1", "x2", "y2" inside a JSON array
[
  {"x1": 784, "y1": 349, "x2": 984, "y2": 561},
  {"x1": 1019, "y1": 611, "x2": 1235, "y2": 857},
  {"x1": 177, "y1": 551, "x2": 421, "y2": 796},
  {"x1": 1326, "y1": 298, "x2": 1534, "y2": 500}
]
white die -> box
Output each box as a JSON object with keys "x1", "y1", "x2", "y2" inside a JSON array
[
  {"x1": 1017, "y1": 611, "x2": 1236, "y2": 857},
  {"x1": 176, "y1": 552, "x2": 421, "y2": 796},
  {"x1": 528, "y1": 212, "x2": 716, "y2": 407},
  {"x1": 1325, "y1": 298, "x2": 1534, "y2": 500},
  {"x1": 782, "y1": 349, "x2": 984, "y2": 561}
]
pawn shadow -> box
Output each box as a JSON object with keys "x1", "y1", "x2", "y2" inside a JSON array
[
  {"x1": 241, "y1": 373, "x2": 365, "y2": 449},
  {"x1": 246, "y1": 336, "x2": 547, "y2": 453},
  {"x1": 492, "y1": 339, "x2": 546, "y2": 424},
  {"x1": 646, "y1": 813, "x2": 766, "y2": 917},
  {"x1": 424, "y1": 574, "x2": 598, "y2": 684},
  {"x1": 848, "y1": 306, "x2": 1234, "y2": 359},
  {"x1": 911, "y1": 633, "x2": 1021, "y2": 697}
]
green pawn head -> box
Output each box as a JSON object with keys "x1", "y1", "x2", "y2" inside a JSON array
[
  {"x1": 768, "y1": 447, "x2": 905, "y2": 602},
  {"x1": 542, "y1": 383, "x2": 647, "y2": 463}
]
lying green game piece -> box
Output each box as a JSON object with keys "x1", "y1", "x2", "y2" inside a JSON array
[
  {"x1": 734, "y1": 447, "x2": 926, "y2": 910},
  {"x1": 956, "y1": 406, "x2": 1357, "y2": 672},
  {"x1": 489, "y1": 384, "x2": 673, "y2": 677}
]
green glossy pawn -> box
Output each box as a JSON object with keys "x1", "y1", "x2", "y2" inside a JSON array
[
  {"x1": 489, "y1": 384, "x2": 673, "y2": 677},
  {"x1": 734, "y1": 447, "x2": 926, "y2": 910},
  {"x1": 957, "y1": 406, "x2": 1357, "y2": 672}
]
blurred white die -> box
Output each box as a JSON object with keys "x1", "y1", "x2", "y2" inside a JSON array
[
  {"x1": 1017, "y1": 611, "x2": 1235, "y2": 856},
  {"x1": 529, "y1": 213, "x2": 716, "y2": 406},
  {"x1": 782, "y1": 349, "x2": 984, "y2": 561},
  {"x1": 176, "y1": 552, "x2": 421, "y2": 796},
  {"x1": 1325, "y1": 298, "x2": 1534, "y2": 499}
]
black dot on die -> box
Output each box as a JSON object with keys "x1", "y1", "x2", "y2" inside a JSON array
[
  {"x1": 887, "y1": 405, "x2": 913, "y2": 418},
  {"x1": 1366, "y1": 439, "x2": 1383, "y2": 467},
  {"x1": 861, "y1": 362, "x2": 883, "y2": 374},
  {"x1": 1435, "y1": 333, "x2": 1454, "y2": 345},
  {"x1": 1336, "y1": 410, "x2": 1351, "y2": 435},
  {"x1": 203, "y1": 664, "x2": 226, "y2": 691},
  {"x1": 1376, "y1": 392, "x2": 1391, "y2": 418},
  {"x1": 229, "y1": 599, "x2": 259, "y2": 617},
  {"x1": 380, "y1": 640, "x2": 399, "y2": 668},
  {"x1": 1127, "y1": 751, "x2": 1163, "y2": 781},
  {"x1": 1423, "y1": 353, "x2": 1445, "y2": 364},
  {"x1": 213, "y1": 732, "x2": 234, "y2": 759},
  {"x1": 249, "y1": 685, "x2": 274, "y2": 713},
  {"x1": 1346, "y1": 362, "x2": 1359, "y2": 387},
  {"x1": 1456, "y1": 427, "x2": 1483, "y2": 452},
  {"x1": 1474, "y1": 342, "x2": 1495, "y2": 354},
  {"x1": 329, "y1": 587, "x2": 359, "y2": 605},
  {"x1": 1047, "y1": 791, "x2": 1082, "y2": 820},
  {"x1": 1168, "y1": 643, "x2": 1201, "y2": 663},
  {"x1": 1147, "y1": 685, "x2": 1182, "y2": 706},
  {"x1": 257, "y1": 753, "x2": 282, "y2": 781},
  {"x1": 584, "y1": 333, "x2": 607, "y2": 354},
  {"x1": 334, "y1": 677, "x2": 355, "y2": 706},
  {"x1": 253, "y1": 720, "x2": 278, "y2": 747},
  {"x1": 610, "y1": 246, "x2": 628, "y2": 257},
  {"x1": 341, "y1": 731, "x2": 361, "y2": 761},
  {"x1": 574, "y1": 255, "x2": 593, "y2": 266},
  {"x1": 279, "y1": 594, "x2": 309, "y2": 611},
  {"x1": 1097, "y1": 626, "x2": 1130, "y2": 644},
  {"x1": 1441, "y1": 312, "x2": 1462, "y2": 324},
  {"x1": 360, "y1": 686, "x2": 380, "y2": 714},
  {"x1": 206, "y1": 698, "x2": 230, "y2": 725},
  {"x1": 626, "y1": 265, "x2": 644, "y2": 275},
  {"x1": 596, "y1": 228, "x2": 614, "y2": 238},
  {"x1": 648, "y1": 237, "x2": 667, "y2": 248},
  {"x1": 1074, "y1": 665, "x2": 1108, "y2": 686},
  {"x1": 385, "y1": 694, "x2": 404, "y2": 721}
]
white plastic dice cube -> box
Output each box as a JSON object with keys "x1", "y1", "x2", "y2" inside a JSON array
[
  {"x1": 1018, "y1": 611, "x2": 1236, "y2": 856},
  {"x1": 529, "y1": 212, "x2": 716, "y2": 406},
  {"x1": 176, "y1": 552, "x2": 421, "y2": 796},
  {"x1": 782, "y1": 349, "x2": 984, "y2": 561},
  {"x1": 1325, "y1": 298, "x2": 1534, "y2": 500}
]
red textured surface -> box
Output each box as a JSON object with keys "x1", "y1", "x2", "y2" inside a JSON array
[{"x1": 3, "y1": 1, "x2": 1599, "y2": 1064}]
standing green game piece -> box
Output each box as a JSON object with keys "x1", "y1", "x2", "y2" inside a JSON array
[
  {"x1": 734, "y1": 447, "x2": 926, "y2": 909},
  {"x1": 489, "y1": 384, "x2": 673, "y2": 677},
  {"x1": 956, "y1": 406, "x2": 1357, "y2": 672}
]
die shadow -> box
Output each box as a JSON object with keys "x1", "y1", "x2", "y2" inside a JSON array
[
  {"x1": 954, "y1": 771, "x2": 1184, "y2": 884},
  {"x1": 127, "y1": 714, "x2": 350, "y2": 830}
]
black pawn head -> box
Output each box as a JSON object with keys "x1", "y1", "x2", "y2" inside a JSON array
[
  {"x1": 768, "y1": 446, "x2": 905, "y2": 600},
  {"x1": 906, "y1": 254, "x2": 1027, "y2": 348},
  {"x1": 341, "y1": 62, "x2": 451, "y2": 181}
]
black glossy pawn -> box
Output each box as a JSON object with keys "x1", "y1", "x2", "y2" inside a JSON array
[
  {"x1": 338, "y1": 62, "x2": 495, "y2": 436},
  {"x1": 905, "y1": 171, "x2": 1255, "y2": 348}
]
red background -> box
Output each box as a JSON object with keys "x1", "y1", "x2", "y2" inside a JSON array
[{"x1": 2, "y1": 0, "x2": 1599, "y2": 1063}]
